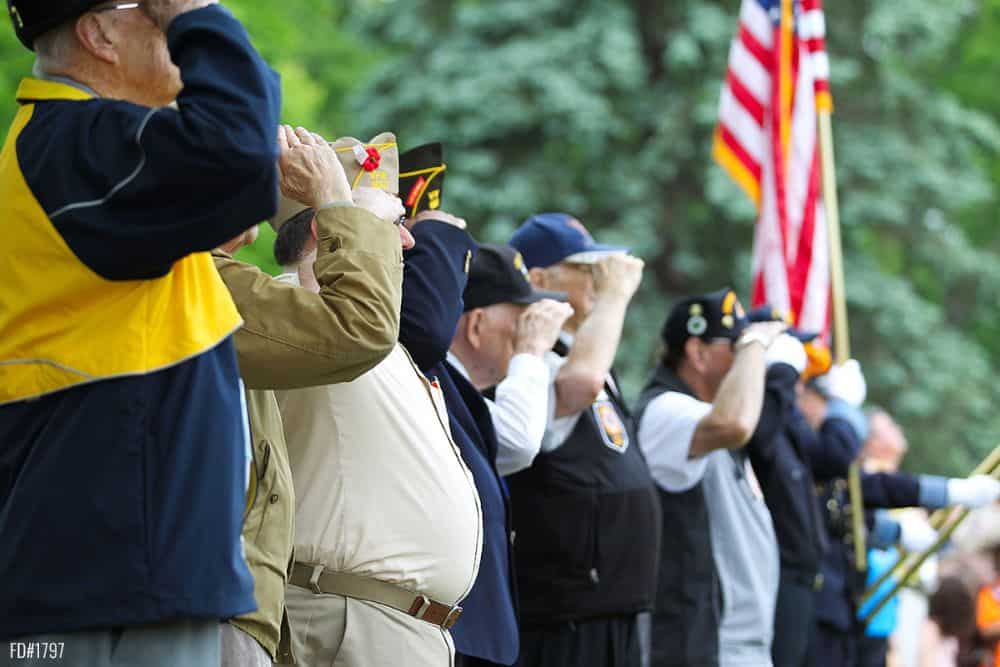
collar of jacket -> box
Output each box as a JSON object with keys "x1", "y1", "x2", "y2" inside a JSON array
[{"x1": 16, "y1": 77, "x2": 95, "y2": 104}]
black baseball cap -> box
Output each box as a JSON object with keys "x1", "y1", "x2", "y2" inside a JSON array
[
  {"x1": 8, "y1": 0, "x2": 102, "y2": 50},
  {"x1": 661, "y1": 288, "x2": 749, "y2": 350},
  {"x1": 748, "y1": 305, "x2": 819, "y2": 342},
  {"x1": 463, "y1": 244, "x2": 567, "y2": 311}
]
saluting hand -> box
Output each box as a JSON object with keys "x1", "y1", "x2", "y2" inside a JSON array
[
  {"x1": 514, "y1": 300, "x2": 575, "y2": 357},
  {"x1": 593, "y1": 254, "x2": 644, "y2": 302},
  {"x1": 277, "y1": 125, "x2": 351, "y2": 209}
]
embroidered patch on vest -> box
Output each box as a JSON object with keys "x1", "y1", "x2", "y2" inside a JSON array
[{"x1": 593, "y1": 400, "x2": 629, "y2": 453}]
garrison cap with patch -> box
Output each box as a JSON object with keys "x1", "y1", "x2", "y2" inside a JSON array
[
  {"x1": 463, "y1": 244, "x2": 567, "y2": 312},
  {"x1": 661, "y1": 288, "x2": 749, "y2": 351},
  {"x1": 270, "y1": 131, "x2": 399, "y2": 232},
  {"x1": 509, "y1": 213, "x2": 629, "y2": 269},
  {"x1": 398, "y1": 143, "x2": 446, "y2": 218},
  {"x1": 7, "y1": 0, "x2": 102, "y2": 50}
]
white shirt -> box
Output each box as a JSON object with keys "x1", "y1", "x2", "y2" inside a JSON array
[
  {"x1": 274, "y1": 275, "x2": 483, "y2": 606},
  {"x1": 446, "y1": 351, "x2": 551, "y2": 476},
  {"x1": 637, "y1": 391, "x2": 712, "y2": 492}
]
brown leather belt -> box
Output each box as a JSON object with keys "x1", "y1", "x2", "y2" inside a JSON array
[{"x1": 289, "y1": 562, "x2": 463, "y2": 630}]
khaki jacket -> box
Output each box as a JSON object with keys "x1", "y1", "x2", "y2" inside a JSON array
[{"x1": 213, "y1": 205, "x2": 402, "y2": 661}]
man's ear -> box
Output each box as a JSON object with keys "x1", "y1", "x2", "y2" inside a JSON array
[
  {"x1": 528, "y1": 267, "x2": 547, "y2": 289},
  {"x1": 75, "y1": 13, "x2": 119, "y2": 65},
  {"x1": 465, "y1": 309, "x2": 485, "y2": 350}
]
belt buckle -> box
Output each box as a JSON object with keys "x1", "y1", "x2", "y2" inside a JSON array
[
  {"x1": 443, "y1": 606, "x2": 463, "y2": 630},
  {"x1": 411, "y1": 595, "x2": 432, "y2": 619}
]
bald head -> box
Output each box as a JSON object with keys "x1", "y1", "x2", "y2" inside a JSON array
[{"x1": 864, "y1": 410, "x2": 908, "y2": 472}]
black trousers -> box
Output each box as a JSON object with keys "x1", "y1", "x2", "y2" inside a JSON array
[
  {"x1": 854, "y1": 635, "x2": 888, "y2": 667},
  {"x1": 516, "y1": 614, "x2": 641, "y2": 667},
  {"x1": 772, "y1": 571, "x2": 818, "y2": 667},
  {"x1": 455, "y1": 654, "x2": 508, "y2": 667},
  {"x1": 808, "y1": 623, "x2": 856, "y2": 667}
]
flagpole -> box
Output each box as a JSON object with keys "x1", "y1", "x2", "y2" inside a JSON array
[{"x1": 817, "y1": 105, "x2": 866, "y2": 572}]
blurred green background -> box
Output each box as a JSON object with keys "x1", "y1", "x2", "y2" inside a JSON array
[{"x1": 4, "y1": 0, "x2": 1000, "y2": 476}]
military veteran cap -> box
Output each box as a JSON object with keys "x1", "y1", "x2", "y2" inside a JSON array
[
  {"x1": 509, "y1": 213, "x2": 629, "y2": 269},
  {"x1": 270, "y1": 132, "x2": 399, "y2": 232},
  {"x1": 661, "y1": 288, "x2": 749, "y2": 351},
  {"x1": 398, "y1": 143, "x2": 446, "y2": 217},
  {"x1": 464, "y1": 244, "x2": 567, "y2": 312},
  {"x1": 7, "y1": 0, "x2": 103, "y2": 50}
]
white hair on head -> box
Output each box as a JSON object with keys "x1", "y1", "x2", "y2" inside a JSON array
[{"x1": 33, "y1": 20, "x2": 79, "y2": 74}]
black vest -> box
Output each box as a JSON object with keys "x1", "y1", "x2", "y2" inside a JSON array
[
  {"x1": 505, "y1": 349, "x2": 661, "y2": 626},
  {"x1": 633, "y1": 363, "x2": 720, "y2": 667}
]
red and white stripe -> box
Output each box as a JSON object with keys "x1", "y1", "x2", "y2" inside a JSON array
[{"x1": 713, "y1": 0, "x2": 832, "y2": 337}]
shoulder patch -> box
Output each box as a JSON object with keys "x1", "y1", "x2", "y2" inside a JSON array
[{"x1": 593, "y1": 400, "x2": 629, "y2": 453}]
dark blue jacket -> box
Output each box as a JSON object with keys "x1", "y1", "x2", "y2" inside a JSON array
[
  {"x1": 0, "y1": 6, "x2": 280, "y2": 640},
  {"x1": 399, "y1": 220, "x2": 519, "y2": 665},
  {"x1": 807, "y1": 404, "x2": 924, "y2": 632},
  {"x1": 746, "y1": 363, "x2": 828, "y2": 576}
]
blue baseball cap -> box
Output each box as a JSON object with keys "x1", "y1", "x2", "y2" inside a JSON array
[{"x1": 509, "y1": 213, "x2": 629, "y2": 269}]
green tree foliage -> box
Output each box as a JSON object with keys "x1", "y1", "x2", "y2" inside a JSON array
[
  {"x1": 351, "y1": 0, "x2": 1000, "y2": 475},
  {"x1": 1, "y1": 1, "x2": 998, "y2": 475}
]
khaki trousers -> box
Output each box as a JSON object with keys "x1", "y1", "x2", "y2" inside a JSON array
[
  {"x1": 285, "y1": 583, "x2": 454, "y2": 667},
  {"x1": 221, "y1": 623, "x2": 272, "y2": 667}
]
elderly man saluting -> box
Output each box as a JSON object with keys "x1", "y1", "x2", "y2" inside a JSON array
[{"x1": 0, "y1": 0, "x2": 280, "y2": 665}]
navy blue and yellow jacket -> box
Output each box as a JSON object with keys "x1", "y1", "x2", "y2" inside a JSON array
[{"x1": 0, "y1": 6, "x2": 281, "y2": 639}]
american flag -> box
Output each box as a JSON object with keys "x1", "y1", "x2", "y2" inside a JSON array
[{"x1": 713, "y1": 0, "x2": 833, "y2": 336}]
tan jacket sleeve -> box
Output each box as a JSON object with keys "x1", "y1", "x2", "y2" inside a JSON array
[{"x1": 214, "y1": 205, "x2": 402, "y2": 390}]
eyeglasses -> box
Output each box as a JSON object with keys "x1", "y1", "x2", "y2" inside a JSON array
[{"x1": 92, "y1": 2, "x2": 141, "y2": 13}]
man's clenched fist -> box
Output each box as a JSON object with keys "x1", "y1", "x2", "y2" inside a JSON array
[
  {"x1": 514, "y1": 300, "x2": 575, "y2": 357},
  {"x1": 593, "y1": 254, "x2": 644, "y2": 301}
]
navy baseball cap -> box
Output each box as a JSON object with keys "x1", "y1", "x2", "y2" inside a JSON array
[
  {"x1": 661, "y1": 288, "x2": 749, "y2": 351},
  {"x1": 509, "y1": 213, "x2": 629, "y2": 269},
  {"x1": 8, "y1": 0, "x2": 102, "y2": 50}
]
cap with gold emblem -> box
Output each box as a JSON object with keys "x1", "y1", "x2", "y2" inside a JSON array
[
  {"x1": 8, "y1": 0, "x2": 108, "y2": 49},
  {"x1": 661, "y1": 288, "x2": 749, "y2": 350},
  {"x1": 398, "y1": 142, "x2": 446, "y2": 218},
  {"x1": 270, "y1": 131, "x2": 399, "y2": 232},
  {"x1": 463, "y1": 244, "x2": 567, "y2": 312}
]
